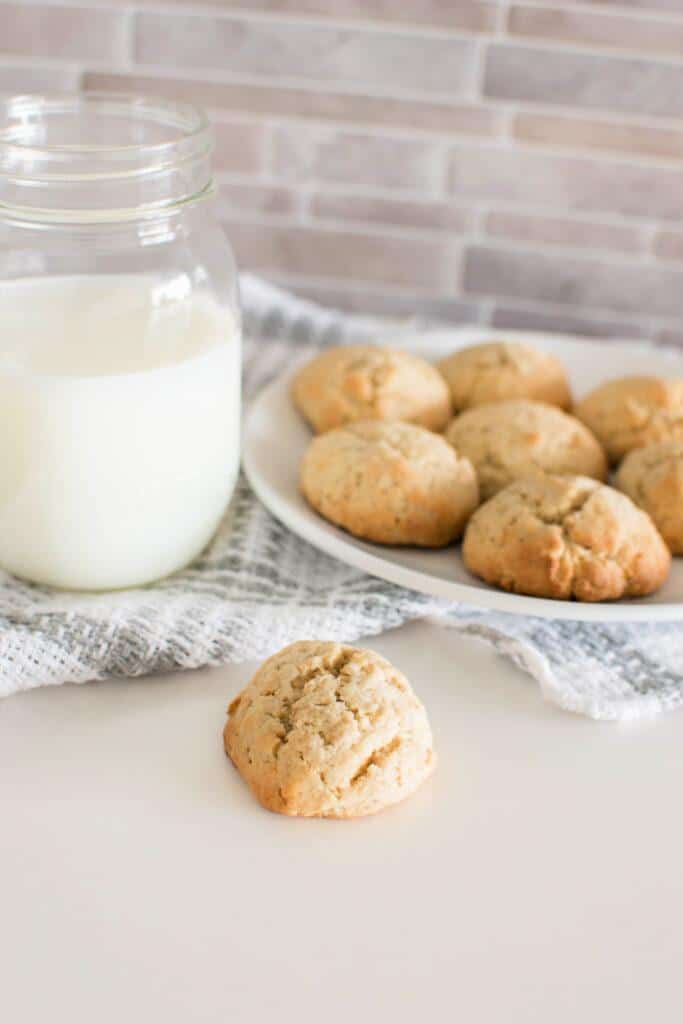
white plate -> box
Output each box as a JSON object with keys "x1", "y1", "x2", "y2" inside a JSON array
[{"x1": 243, "y1": 327, "x2": 683, "y2": 622}]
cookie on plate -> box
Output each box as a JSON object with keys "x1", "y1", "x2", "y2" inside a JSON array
[
  {"x1": 462, "y1": 475, "x2": 670, "y2": 602},
  {"x1": 300, "y1": 420, "x2": 478, "y2": 547},
  {"x1": 444, "y1": 399, "x2": 607, "y2": 500},
  {"x1": 292, "y1": 344, "x2": 452, "y2": 434},
  {"x1": 437, "y1": 340, "x2": 571, "y2": 413},
  {"x1": 224, "y1": 641, "x2": 436, "y2": 818},
  {"x1": 616, "y1": 441, "x2": 683, "y2": 555},
  {"x1": 575, "y1": 377, "x2": 683, "y2": 464}
]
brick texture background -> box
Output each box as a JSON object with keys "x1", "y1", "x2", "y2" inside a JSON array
[{"x1": 2, "y1": 0, "x2": 683, "y2": 340}]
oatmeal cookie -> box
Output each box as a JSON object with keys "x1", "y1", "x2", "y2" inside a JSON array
[
  {"x1": 462, "y1": 475, "x2": 670, "y2": 601},
  {"x1": 437, "y1": 340, "x2": 571, "y2": 413},
  {"x1": 445, "y1": 399, "x2": 607, "y2": 500},
  {"x1": 292, "y1": 344, "x2": 452, "y2": 434},
  {"x1": 224, "y1": 641, "x2": 435, "y2": 818},
  {"x1": 301, "y1": 420, "x2": 478, "y2": 546}
]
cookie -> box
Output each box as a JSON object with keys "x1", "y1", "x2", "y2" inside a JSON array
[
  {"x1": 224, "y1": 641, "x2": 436, "y2": 818},
  {"x1": 444, "y1": 399, "x2": 607, "y2": 500},
  {"x1": 437, "y1": 340, "x2": 571, "y2": 413},
  {"x1": 300, "y1": 420, "x2": 479, "y2": 547},
  {"x1": 616, "y1": 441, "x2": 683, "y2": 555},
  {"x1": 575, "y1": 376, "x2": 683, "y2": 464},
  {"x1": 291, "y1": 344, "x2": 452, "y2": 434},
  {"x1": 462, "y1": 475, "x2": 670, "y2": 602}
]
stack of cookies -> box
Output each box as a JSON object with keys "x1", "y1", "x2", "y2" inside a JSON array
[{"x1": 292, "y1": 339, "x2": 683, "y2": 604}]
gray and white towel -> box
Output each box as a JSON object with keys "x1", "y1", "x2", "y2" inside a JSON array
[{"x1": 1, "y1": 273, "x2": 682, "y2": 722}]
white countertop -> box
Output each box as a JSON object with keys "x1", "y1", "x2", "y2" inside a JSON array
[{"x1": 2, "y1": 619, "x2": 681, "y2": 1023}]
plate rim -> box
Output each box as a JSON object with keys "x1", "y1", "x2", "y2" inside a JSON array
[{"x1": 243, "y1": 327, "x2": 683, "y2": 623}]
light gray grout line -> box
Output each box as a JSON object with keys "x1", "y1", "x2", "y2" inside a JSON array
[
  {"x1": 260, "y1": 271, "x2": 486, "y2": 310},
  {"x1": 430, "y1": 140, "x2": 451, "y2": 200},
  {"x1": 465, "y1": 234, "x2": 683, "y2": 267},
  {"x1": 219, "y1": 203, "x2": 678, "y2": 268},
  {"x1": 163, "y1": 90, "x2": 651, "y2": 144},
  {"x1": 507, "y1": 98, "x2": 683, "y2": 131},
  {"x1": 77, "y1": 58, "x2": 683, "y2": 133},
  {"x1": 489, "y1": 31, "x2": 683, "y2": 65},
  {"x1": 511, "y1": 0, "x2": 683, "y2": 29},
  {"x1": 213, "y1": 173, "x2": 671, "y2": 233},
  {"x1": 460, "y1": 290, "x2": 670, "y2": 330},
  {"x1": 452, "y1": 243, "x2": 465, "y2": 299},
  {"x1": 471, "y1": 37, "x2": 488, "y2": 103},
  {"x1": 498, "y1": 105, "x2": 516, "y2": 142},
  {"x1": 0, "y1": 57, "x2": 82, "y2": 87},
  {"x1": 495, "y1": 0, "x2": 510, "y2": 35},
  {"x1": 222, "y1": 207, "x2": 468, "y2": 245},
  {"x1": 0, "y1": 55, "x2": 111, "y2": 73},
  {"x1": 102, "y1": 63, "x2": 492, "y2": 111},
  {"x1": 642, "y1": 223, "x2": 661, "y2": 263},
  {"x1": 486, "y1": 96, "x2": 683, "y2": 135},
  {"x1": 471, "y1": 204, "x2": 490, "y2": 239},
  {"x1": 298, "y1": 183, "x2": 313, "y2": 226},
  {"x1": 204, "y1": 107, "x2": 683, "y2": 173},
  {"x1": 206, "y1": 107, "x2": 492, "y2": 145},
  {"x1": 260, "y1": 120, "x2": 276, "y2": 182},
  {"x1": 252, "y1": 272, "x2": 448, "y2": 307},
  {"x1": 479, "y1": 298, "x2": 496, "y2": 327},
  {"x1": 120, "y1": 8, "x2": 136, "y2": 71},
  {"x1": 475, "y1": 235, "x2": 650, "y2": 262},
  {"x1": 633, "y1": 222, "x2": 655, "y2": 262}
]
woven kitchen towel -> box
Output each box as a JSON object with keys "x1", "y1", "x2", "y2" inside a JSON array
[{"x1": 2, "y1": 273, "x2": 683, "y2": 721}]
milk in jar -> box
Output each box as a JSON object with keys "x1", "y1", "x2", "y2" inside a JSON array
[{"x1": 0, "y1": 274, "x2": 240, "y2": 590}]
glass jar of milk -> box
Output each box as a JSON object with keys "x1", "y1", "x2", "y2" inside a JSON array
[{"x1": 0, "y1": 93, "x2": 241, "y2": 590}]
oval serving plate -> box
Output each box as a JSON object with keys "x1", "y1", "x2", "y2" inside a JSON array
[{"x1": 243, "y1": 327, "x2": 683, "y2": 622}]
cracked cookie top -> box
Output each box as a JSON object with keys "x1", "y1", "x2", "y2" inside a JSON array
[
  {"x1": 223, "y1": 641, "x2": 435, "y2": 818},
  {"x1": 445, "y1": 399, "x2": 607, "y2": 500},
  {"x1": 462, "y1": 475, "x2": 670, "y2": 602},
  {"x1": 292, "y1": 343, "x2": 452, "y2": 434},
  {"x1": 300, "y1": 419, "x2": 479, "y2": 547},
  {"x1": 437, "y1": 340, "x2": 571, "y2": 413},
  {"x1": 575, "y1": 376, "x2": 683, "y2": 464},
  {"x1": 616, "y1": 441, "x2": 683, "y2": 555}
]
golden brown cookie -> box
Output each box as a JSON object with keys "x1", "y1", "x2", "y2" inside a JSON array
[
  {"x1": 574, "y1": 376, "x2": 683, "y2": 464},
  {"x1": 292, "y1": 344, "x2": 452, "y2": 434},
  {"x1": 224, "y1": 641, "x2": 436, "y2": 818},
  {"x1": 300, "y1": 420, "x2": 478, "y2": 547},
  {"x1": 444, "y1": 399, "x2": 607, "y2": 500},
  {"x1": 437, "y1": 340, "x2": 571, "y2": 413},
  {"x1": 616, "y1": 441, "x2": 683, "y2": 555},
  {"x1": 462, "y1": 475, "x2": 670, "y2": 602}
]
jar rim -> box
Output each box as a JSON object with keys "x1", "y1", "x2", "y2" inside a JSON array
[
  {"x1": 0, "y1": 92, "x2": 210, "y2": 160},
  {"x1": 0, "y1": 92, "x2": 214, "y2": 224}
]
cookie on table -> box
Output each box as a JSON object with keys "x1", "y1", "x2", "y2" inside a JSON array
[
  {"x1": 616, "y1": 441, "x2": 683, "y2": 555},
  {"x1": 575, "y1": 376, "x2": 683, "y2": 464},
  {"x1": 437, "y1": 340, "x2": 571, "y2": 413},
  {"x1": 462, "y1": 475, "x2": 670, "y2": 602},
  {"x1": 444, "y1": 399, "x2": 607, "y2": 501},
  {"x1": 224, "y1": 641, "x2": 436, "y2": 818},
  {"x1": 291, "y1": 344, "x2": 452, "y2": 434},
  {"x1": 300, "y1": 420, "x2": 479, "y2": 547}
]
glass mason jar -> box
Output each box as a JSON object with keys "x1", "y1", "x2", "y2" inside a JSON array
[{"x1": 0, "y1": 93, "x2": 241, "y2": 591}]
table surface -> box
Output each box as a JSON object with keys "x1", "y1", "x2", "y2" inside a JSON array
[{"x1": 2, "y1": 620, "x2": 681, "y2": 1024}]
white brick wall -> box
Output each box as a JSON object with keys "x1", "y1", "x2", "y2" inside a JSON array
[{"x1": 2, "y1": 0, "x2": 683, "y2": 341}]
